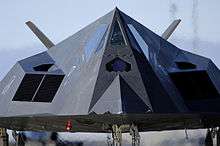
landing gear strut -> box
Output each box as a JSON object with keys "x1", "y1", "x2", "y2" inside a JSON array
[
  {"x1": 0, "y1": 128, "x2": 8, "y2": 146},
  {"x1": 130, "y1": 124, "x2": 140, "y2": 146},
  {"x1": 112, "y1": 125, "x2": 122, "y2": 146},
  {"x1": 12, "y1": 131, "x2": 26, "y2": 146},
  {"x1": 217, "y1": 128, "x2": 220, "y2": 146},
  {"x1": 205, "y1": 129, "x2": 213, "y2": 146},
  {"x1": 111, "y1": 124, "x2": 140, "y2": 146},
  {"x1": 204, "y1": 128, "x2": 220, "y2": 146}
]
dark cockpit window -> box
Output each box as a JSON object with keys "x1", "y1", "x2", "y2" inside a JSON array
[{"x1": 110, "y1": 21, "x2": 126, "y2": 46}]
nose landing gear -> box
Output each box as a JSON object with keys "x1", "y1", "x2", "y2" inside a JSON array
[{"x1": 110, "y1": 124, "x2": 140, "y2": 146}]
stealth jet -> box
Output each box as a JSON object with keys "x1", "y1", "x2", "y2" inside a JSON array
[{"x1": 0, "y1": 8, "x2": 220, "y2": 146}]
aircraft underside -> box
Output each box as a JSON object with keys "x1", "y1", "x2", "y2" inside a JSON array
[{"x1": 0, "y1": 113, "x2": 219, "y2": 146}]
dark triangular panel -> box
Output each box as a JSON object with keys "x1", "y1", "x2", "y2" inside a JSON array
[
  {"x1": 132, "y1": 50, "x2": 179, "y2": 112},
  {"x1": 119, "y1": 76, "x2": 151, "y2": 113}
]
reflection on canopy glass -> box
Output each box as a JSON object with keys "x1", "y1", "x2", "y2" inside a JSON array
[
  {"x1": 128, "y1": 24, "x2": 149, "y2": 60},
  {"x1": 110, "y1": 21, "x2": 126, "y2": 46},
  {"x1": 84, "y1": 24, "x2": 108, "y2": 61}
]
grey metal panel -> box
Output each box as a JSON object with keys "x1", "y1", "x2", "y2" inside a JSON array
[
  {"x1": 47, "y1": 10, "x2": 114, "y2": 74},
  {"x1": 84, "y1": 24, "x2": 108, "y2": 62},
  {"x1": 90, "y1": 75, "x2": 122, "y2": 114},
  {"x1": 0, "y1": 63, "x2": 25, "y2": 115}
]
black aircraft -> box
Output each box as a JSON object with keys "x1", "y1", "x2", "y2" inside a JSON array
[{"x1": 0, "y1": 8, "x2": 220, "y2": 146}]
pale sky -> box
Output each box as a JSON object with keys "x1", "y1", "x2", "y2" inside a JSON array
[{"x1": 0, "y1": 0, "x2": 220, "y2": 46}]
